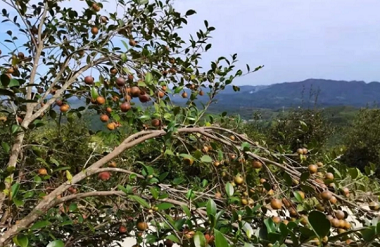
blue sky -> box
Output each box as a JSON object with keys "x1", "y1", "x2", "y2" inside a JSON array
[{"x1": 1, "y1": 0, "x2": 380, "y2": 86}]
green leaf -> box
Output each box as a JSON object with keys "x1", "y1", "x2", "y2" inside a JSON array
[
  {"x1": 181, "y1": 205, "x2": 191, "y2": 218},
  {"x1": 242, "y1": 221, "x2": 253, "y2": 239},
  {"x1": 308, "y1": 211, "x2": 330, "y2": 237},
  {"x1": 186, "y1": 9, "x2": 196, "y2": 16},
  {"x1": 90, "y1": 87, "x2": 98, "y2": 99},
  {"x1": 14, "y1": 235, "x2": 28, "y2": 247},
  {"x1": 0, "y1": 88, "x2": 15, "y2": 97},
  {"x1": 166, "y1": 234, "x2": 180, "y2": 243},
  {"x1": 156, "y1": 202, "x2": 174, "y2": 210},
  {"x1": 145, "y1": 72, "x2": 153, "y2": 84},
  {"x1": 214, "y1": 229, "x2": 229, "y2": 247},
  {"x1": 9, "y1": 79, "x2": 20, "y2": 87},
  {"x1": 121, "y1": 40, "x2": 129, "y2": 50},
  {"x1": 0, "y1": 74, "x2": 11, "y2": 87},
  {"x1": 293, "y1": 191, "x2": 304, "y2": 203},
  {"x1": 241, "y1": 142, "x2": 250, "y2": 151},
  {"x1": 31, "y1": 220, "x2": 51, "y2": 230},
  {"x1": 225, "y1": 182, "x2": 234, "y2": 197},
  {"x1": 264, "y1": 218, "x2": 276, "y2": 234},
  {"x1": 361, "y1": 227, "x2": 376, "y2": 242},
  {"x1": 200, "y1": 155, "x2": 212, "y2": 163},
  {"x1": 128, "y1": 195, "x2": 150, "y2": 208},
  {"x1": 194, "y1": 231, "x2": 206, "y2": 247},
  {"x1": 11, "y1": 125, "x2": 21, "y2": 134},
  {"x1": 10, "y1": 182, "x2": 20, "y2": 199},
  {"x1": 47, "y1": 240, "x2": 65, "y2": 247},
  {"x1": 348, "y1": 168, "x2": 359, "y2": 179},
  {"x1": 300, "y1": 172, "x2": 310, "y2": 182},
  {"x1": 50, "y1": 158, "x2": 60, "y2": 166},
  {"x1": 1, "y1": 142, "x2": 10, "y2": 154},
  {"x1": 206, "y1": 198, "x2": 217, "y2": 217}
]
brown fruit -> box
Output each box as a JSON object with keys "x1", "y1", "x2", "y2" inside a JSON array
[
  {"x1": 326, "y1": 215, "x2": 334, "y2": 222},
  {"x1": 272, "y1": 216, "x2": 281, "y2": 224},
  {"x1": 96, "y1": 96, "x2": 106, "y2": 105},
  {"x1": 37, "y1": 87, "x2": 44, "y2": 94},
  {"x1": 18, "y1": 52, "x2": 25, "y2": 59},
  {"x1": 308, "y1": 164, "x2": 318, "y2": 174},
  {"x1": 260, "y1": 178, "x2": 266, "y2": 184},
  {"x1": 341, "y1": 187, "x2": 349, "y2": 196},
  {"x1": 289, "y1": 207, "x2": 298, "y2": 217},
  {"x1": 100, "y1": 114, "x2": 109, "y2": 122},
  {"x1": 199, "y1": 90, "x2": 204, "y2": 96},
  {"x1": 325, "y1": 172, "x2": 334, "y2": 180},
  {"x1": 124, "y1": 95, "x2": 132, "y2": 101},
  {"x1": 204, "y1": 234, "x2": 214, "y2": 244},
  {"x1": 7, "y1": 67, "x2": 14, "y2": 74},
  {"x1": 331, "y1": 218, "x2": 340, "y2": 228},
  {"x1": 157, "y1": 91, "x2": 165, "y2": 98},
  {"x1": 120, "y1": 102, "x2": 131, "y2": 112},
  {"x1": 128, "y1": 74, "x2": 134, "y2": 81},
  {"x1": 234, "y1": 175, "x2": 244, "y2": 185},
  {"x1": 98, "y1": 172, "x2": 111, "y2": 181},
  {"x1": 213, "y1": 161, "x2": 220, "y2": 167},
  {"x1": 116, "y1": 77, "x2": 125, "y2": 86},
  {"x1": 316, "y1": 161, "x2": 324, "y2": 167},
  {"x1": 139, "y1": 94, "x2": 150, "y2": 103},
  {"x1": 110, "y1": 68, "x2": 117, "y2": 75},
  {"x1": 119, "y1": 225, "x2": 127, "y2": 233},
  {"x1": 201, "y1": 146, "x2": 209, "y2": 153},
  {"x1": 60, "y1": 104, "x2": 70, "y2": 112},
  {"x1": 92, "y1": 3, "x2": 101, "y2": 11},
  {"x1": 84, "y1": 76, "x2": 94, "y2": 85},
  {"x1": 16, "y1": 116, "x2": 23, "y2": 124},
  {"x1": 130, "y1": 86, "x2": 141, "y2": 97},
  {"x1": 107, "y1": 122, "x2": 116, "y2": 130},
  {"x1": 181, "y1": 91, "x2": 188, "y2": 98},
  {"x1": 230, "y1": 135, "x2": 236, "y2": 141},
  {"x1": 129, "y1": 39, "x2": 137, "y2": 46},
  {"x1": 252, "y1": 160, "x2": 263, "y2": 169},
  {"x1": 151, "y1": 119, "x2": 161, "y2": 127},
  {"x1": 164, "y1": 239, "x2": 174, "y2": 247},
  {"x1": 215, "y1": 192, "x2": 222, "y2": 199},
  {"x1": 136, "y1": 221, "x2": 148, "y2": 231},
  {"x1": 320, "y1": 190, "x2": 333, "y2": 200},
  {"x1": 335, "y1": 210, "x2": 345, "y2": 220},
  {"x1": 68, "y1": 187, "x2": 77, "y2": 194},
  {"x1": 38, "y1": 168, "x2": 47, "y2": 175},
  {"x1": 100, "y1": 16, "x2": 108, "y2": 23},
  {"x1": 302, "y1": 148, "x2": 308, "y2": 154},
  {"x1": 300, "y1": 215, "x2": 308, "y2": 226},
  {"x1": 343, "y1": 220, "x2": 351, "y2": 229},
  {"x1": 241, "y1": 198, "x2": 248, "y2": 205},
  {"x1": 270, "y1": 199, "x2": 282, "y2": 210},
  {"x1": 109, "y1": 161, "x2": 117, "y2": 168},
  {"x1": 282, "y1": 198, "x2": 292, "y2": 208},
  {"x1": 91, "y1": 26, "x2": 99, "y2": 35},
  {"x1": 297, "y1": 148, "x2": 303, "y2": 154},
  {"x1": 106, "y1": 107, "x2": 112, "y2": 113},
  {"x1": 56, "y1": 99, "x2": 63, "y2": 106},
  {"x1": 183, "y1": 157, "x2": 194, "y2": 166},
  {"x1": 329, "y1": 196, "x2": 337, "y2": 204},
  {"x1": 161, "y1": 85, "x2": 167, "y2": 91}
]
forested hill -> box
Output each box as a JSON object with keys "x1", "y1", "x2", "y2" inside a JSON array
[{"x1": 203, "y1": 78, "x2": 380, "y2": 110}]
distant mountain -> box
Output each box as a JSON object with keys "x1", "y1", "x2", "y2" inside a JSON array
[
  {"x1": 66, "y1": 79, "x2": 380, "y2": 113},
  {"x1": 207, "y1": 79, "x2": 380, "y2": 110}
]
